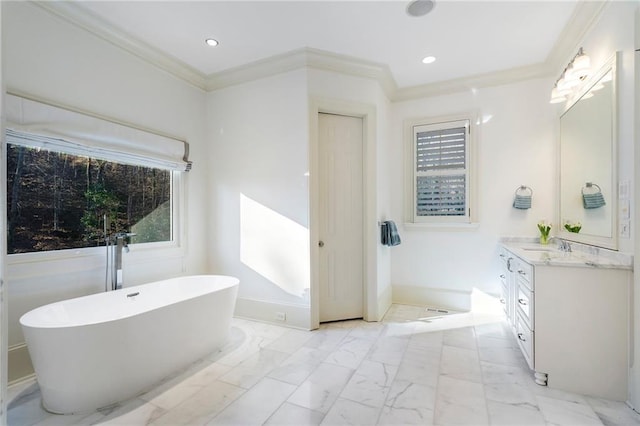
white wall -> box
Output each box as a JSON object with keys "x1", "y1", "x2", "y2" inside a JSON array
[
  {"x1": 390, "y1": 78, "x2": 557, "y2": 311},
  {"x1": 206, "y1": 68, "x2": 393, "y2": 328},
  {"x1": 552, "y1": 0, "x2": 637, "y2": 408},
  {"x1": 388, "y1": 1, "x2": 636, "y2": 314},
  {"x1": 575, "y1": 1, "x2": 636, "y2": 255},
  {"x1": 3, "y1": 2, "x2": 208, "y2": 380},
  {"x1": 206, "y1": 70, "x2": 311, "y2": 327}
]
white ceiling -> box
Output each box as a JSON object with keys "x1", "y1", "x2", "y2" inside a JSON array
[{"x1": 55, "y1": 0, "x2": 582, "y2": 91}]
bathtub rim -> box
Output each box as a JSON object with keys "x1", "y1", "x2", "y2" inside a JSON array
[{"x1": 19, "y1": 274, "x2": 239, "y2": 329}]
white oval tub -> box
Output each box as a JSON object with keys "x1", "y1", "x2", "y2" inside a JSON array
[{"x1": 20, "y1": 275, "x2": 239, "y2": 414}]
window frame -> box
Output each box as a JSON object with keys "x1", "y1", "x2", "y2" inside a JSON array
[
  {"x1": 404, "y1": 113, "x2": 477, "y2": 227},
  {"x1": 6, "y1": 160, "x2": 185, "y2": 266},
  {"x1": 4, "y1": 94, "x2": 188, "y2": 265}
]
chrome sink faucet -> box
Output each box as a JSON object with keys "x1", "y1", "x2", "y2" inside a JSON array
[{"x1": 558, "y1": 239, "x2": 572, "y2": 252}]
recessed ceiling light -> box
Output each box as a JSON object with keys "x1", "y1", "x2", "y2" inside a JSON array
[
  {"x1": 407, "y1": 0, "x2": 435, "y2": 17},
  {"x1": 205, "y1": 38, "x2": 219, "y2": 47},
  {"x1": 422, "y1": 56, "x2": 436, "y2": 64}
]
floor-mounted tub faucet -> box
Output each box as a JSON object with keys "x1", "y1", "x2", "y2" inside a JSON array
[
  {"x1": 112, "y1": 232, "x2": 136, "y2": 290},
  {"x1": 103, "y1": 215, "x2": 136, "y2": 291}
]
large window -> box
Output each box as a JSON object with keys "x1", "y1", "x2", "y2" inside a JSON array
[
  {"x1": 406, "y1": 115, "x2": 475, "y2": 225},
  {"x1": 5, "y1": 94, "x2": 191, "y2": 255},
  {"x1": 7, "y1": 145, "x2": 172, "y2": 254}
]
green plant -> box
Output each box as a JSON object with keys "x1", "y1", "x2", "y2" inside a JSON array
[
  {"x1": 537, "y1": 220, "x2": 551, "y2": 244},
  {"x1": 564, "y1": 221, "x2": 582, "y2": 233}
]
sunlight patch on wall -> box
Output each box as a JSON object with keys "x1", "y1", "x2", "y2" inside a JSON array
[{"x1": 240, "y1": 193, "x2": 310, "y2": 297}]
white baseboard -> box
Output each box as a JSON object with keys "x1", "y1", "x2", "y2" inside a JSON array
[
  {"x1": 376, "y1": 284, "x2": 393, "y2": 321},
  {"x1": 8, "y1": 343, "x2": 34, "y2": 386},
  {"x1": 234, "y1": 297, "x2": 311, "y2": 330},
  {"x1": 391, "y1": 284, "x2": 472, "y2": 312}
]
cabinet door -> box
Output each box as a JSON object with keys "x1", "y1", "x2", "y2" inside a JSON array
[
  {"x1": 507, "y1": 256, "x2": 517, "y2": 327},
  {"x1": 516, "y1": 312, "x2": 534, "y2": 370},
  {"x1": 516, "y1": 278, "x2": 534, "y2": 330},
  {"x1": 499, "y1": 249, "x2": 515, "y2": 325},
  {"x1": 498, "y1": 251, "x2": 509, "y2": 316},
  {"x1": 534, "y1": 266, "x2": 629, "y2": 400}
]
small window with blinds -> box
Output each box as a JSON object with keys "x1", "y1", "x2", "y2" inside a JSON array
[{"x1": 411, "y1": 118, "x2": 472, "y2": 223}]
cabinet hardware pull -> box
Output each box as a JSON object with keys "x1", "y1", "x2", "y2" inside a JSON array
[
  {"x1": 517, "y1": 333, "x2": 526, "y2": 342},
  {"x1": 500, "y1": 254, "x2": 505, "y2": 258},
  {"x1": 499, "y1": 298, "x2": 505, "y2": 304},
  {"x1": 507, "y1": 258, "x2": 514, "y2": 272},
  {"x1": 518, "y1": 298, "x2": 527, "y2": 306},
  {"x1": 518, "y1": 270, "x2": 526, "y2": 275},
  {"x1": 499, "y1": 274, "x2": 506, "y2": 279}
]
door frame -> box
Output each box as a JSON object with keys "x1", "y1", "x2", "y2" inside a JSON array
[{"x1": 309, "y1": 98, "x2": 377, "y2": 329}]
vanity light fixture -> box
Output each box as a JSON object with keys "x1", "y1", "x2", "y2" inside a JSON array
[
  {"x1": 422, "y1": 56, "x2": 436, "y2": 64},
  {"x1": 205, "y1": 38, "x2": 219, "y2": 47},
  {"x1": 549, "y1": 48, "x2": 591, "y2": 104}
]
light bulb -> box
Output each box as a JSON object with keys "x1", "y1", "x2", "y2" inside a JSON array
[
  {"x1": 572, "y1": 52, "x2": 590, "y2": 79},
  {"x1": 550, "y1": 87, "x2": 566, "y2": 104}
]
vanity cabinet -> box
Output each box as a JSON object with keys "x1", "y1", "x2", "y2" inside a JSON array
[
  {"x1": 498, "y1": 249, "x2": 511, "y2": 321},
  {"x1": 499, "y1": 245, "x2": 631, "y2": 401}
]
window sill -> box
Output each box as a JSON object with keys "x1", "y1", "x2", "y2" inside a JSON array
[
  {"x1": 403, "y1": 222, "x2": 480, "y2": 231},
  {"x1": 7, "y1": 242, "x2": 184, "y2": 267}
]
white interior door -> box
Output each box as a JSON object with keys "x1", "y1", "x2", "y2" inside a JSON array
[{"x1": 318, "y1": 113, "x2": 364, "y2": 322}]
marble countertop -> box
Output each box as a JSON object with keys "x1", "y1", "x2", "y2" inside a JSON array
[{"x1": 500, "y1": 238, "x2": 633, "y2": 270}]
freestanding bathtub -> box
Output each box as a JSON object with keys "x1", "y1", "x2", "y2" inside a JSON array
[{"x1": 20, "y1": 275, "x2": 239, "y2": 414}]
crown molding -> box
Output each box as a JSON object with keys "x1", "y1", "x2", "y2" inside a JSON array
[
  {"x1": 206, "y1": 47, "x2": 397, "y2": 97},
  {"x1": 544, "y1": 0, "x2": 609, "y2": 77},
  {"x1": 31, "y1": 0, "x2": 607, "y2": 101},
  {"x1": 392, "y1": 62, "x2": 549, "y2": 102},
  {"x1": 32, "y1": 1, "x2": 209, "y2": 91},
  {"x1": 204, "y1": 49, "x2": 308, "y2": 91},
  {"x1": 392, "y1": 1, "x2": 608, "y2": 102},
  {"x1": 303, "y1": 48, "x2": 397, "y2": 98}
]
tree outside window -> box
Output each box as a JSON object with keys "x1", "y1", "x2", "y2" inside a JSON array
[{"x1": 7, "y1": 145, "x2": 171, "y2": 254}]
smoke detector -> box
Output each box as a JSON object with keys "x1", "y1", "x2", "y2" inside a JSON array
[{"x1": 406, "y1": 0, "x2": 435, "y2": 17}]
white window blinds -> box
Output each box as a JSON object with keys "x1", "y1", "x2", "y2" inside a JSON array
[
  {"x1": 413, "y1": 119, "x2": 470, "y2": 221},
  {"x1": 416, "y1": 175, "x2": 466, "y2": 216},
  {"x1": 416, "y1": 126, "x2": 466, "y2": 171},
  {"x1": 5, "y1": 94, "x2": 192, "y2": 172}
]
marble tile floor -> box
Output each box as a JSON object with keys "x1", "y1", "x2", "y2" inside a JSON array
[{"x1": 8, "y1": 304, "x2": 640, "y2": 426}]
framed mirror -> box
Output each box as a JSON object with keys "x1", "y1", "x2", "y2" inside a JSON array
[{"x1": 559, "y1": 53, "x2": 618, "y2": 249}]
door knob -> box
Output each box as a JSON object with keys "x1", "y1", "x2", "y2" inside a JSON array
[{"x1": 318, "y1": 241, "x2": 324, "y2": 247}]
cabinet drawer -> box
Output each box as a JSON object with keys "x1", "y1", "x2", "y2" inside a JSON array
[
  {"x1": 516, "y1": 279, "x2": 534, "y2": 330},
  {"x1": 500, "y1": 281, "x2": 508, "y2": 315},
  {"x1": 516, "y1": 313, "x2": 534, "y2": 370},
  {"x1": 498, "y1": 248, "x2": 509, "y2": 264},
  {"x1": 515, "y1": 260, "x2": 533, "y2": 290}
]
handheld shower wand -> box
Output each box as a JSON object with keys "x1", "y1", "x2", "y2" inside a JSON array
[{"x1": 104, "y1": 214, "x2": 110, "y2": 292}]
